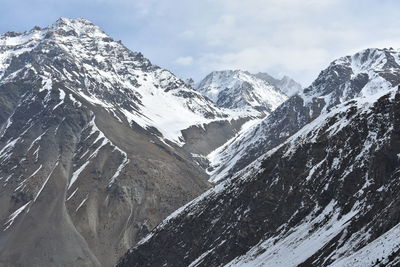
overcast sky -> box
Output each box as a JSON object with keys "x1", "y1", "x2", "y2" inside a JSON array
[{"x1": 1, "y1": 0, "x2": 400, "y2": 86}]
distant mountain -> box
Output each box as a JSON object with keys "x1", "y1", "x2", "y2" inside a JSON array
[
  {"x1": 183, "y1": 70, "x2": 295, "y2": 164},
  {"x1": 255, "y1": 72, "x2": 302, "y2": 96},
  {"x1": 196, "y1": 70, "x2": 289, "y2": 115},
  {"x1": 117, "y1": 48, "x2": 400, "y2": 267}
]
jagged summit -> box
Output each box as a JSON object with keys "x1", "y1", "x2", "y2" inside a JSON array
[
  {"x1": 196, "y1": 69, "x2": 289, "y2": 115},
  {"x1": 304, "y1": 47, "x2": 400, "y2": 100},
  {"x1": 47, "y1": 17, "x2": 112, "y2": 40},
  {"x1": 55, "y1": 17, "x2": 95, "y2": 25},
  {"x1": 2, "y1": 17, "x2": 105, "y2": 38},
  {"x1": 0, "y1": 17, "x2": 151, "y2": 76},
  {"x1": 1, "y1": 17, "x2": 107, "y2": 43}
]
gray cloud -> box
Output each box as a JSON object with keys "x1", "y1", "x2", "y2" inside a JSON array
[
  {"x1": 174, "y1": 56, "x2": 194, "y2": 66},
  {"x1": 1, "y1": 0, "x2": 400, "y2": 86}
]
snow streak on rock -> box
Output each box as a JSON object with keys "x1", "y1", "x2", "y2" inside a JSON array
[
  {"x1": 0, "y1": 17, "x2": 234, "y2": 145},
  {"x1": 117, "y1": 49, "x2": 400, "y2": 267}
]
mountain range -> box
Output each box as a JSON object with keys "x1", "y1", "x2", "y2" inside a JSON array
[
  {"x1": 0, "y1": 18, "x2": 293, "y2": 266},
  {"x1": 1, "y1": 18, "x2": 399, "y2": 267}
]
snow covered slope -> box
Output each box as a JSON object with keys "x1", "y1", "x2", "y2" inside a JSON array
[
  {"x1": 208, "y1": 48, "x2": 400, "y2": 182},
  {"x1": 196, "y1": 70, "x2": 288, "y2": 116},
  {"x1": 0, "y1": 17, "x2": 231, "y2": 145},
  {"x1": 117, "y1": 51, "x2": 400, "y2": 267},
  {"x1": 0, "y1": 18, "x2": 217, "y2": 267}
]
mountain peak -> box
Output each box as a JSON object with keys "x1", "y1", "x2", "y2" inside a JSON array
[
  {"x1": 0, "y1": 18, "x2": 220, "y2": 267},
  {"x1": 196, "y1": 70, "x2": 288, "y2": 114},
  {"x1": 55, "y1": 17, "x2": 93, "y2": 25},
  {"x1": 331, "y1": 48, "x2": 400, "y2": 70},
  {"x1": 49, "y1": 17, "x2": 108, "y2": 38},
  {"x1": 0, "y1": 18, "x2": 229, "y2": 144},
  {"x1": 304, "y1": 47, "x2": 400, "y2": 103}
]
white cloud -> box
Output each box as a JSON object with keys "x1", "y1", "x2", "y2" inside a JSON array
[
  {"x1": 12, "y1": 0, "x2": 398, "y2": 86},
  {"x1": 205, "y1": 15, "x2": 237, "y2": 47},
  {"x1": 168, "y1": 0, "x2": 400, "y2": 85},
  {"x1": 174, "y1": 56, "x2": 194, "y2": 66}
]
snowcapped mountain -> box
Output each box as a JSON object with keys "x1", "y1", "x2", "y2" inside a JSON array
[
  {"x1": 0, "y1": 18, "x2": 237, "y2": 145},
  {"x1": 196, "y1": 70, "x2": 289, "y2": 115},
  {"x1": 3, "y1": 16, "x2": 400, "y2": 267},
  {"x1": 255, "y1": 72, "x2": 302, "y2": 96},
  {"x1": 117, "y1": 48, "x2": 400, "y2": 267},
  {"x1": 0, "y1": 17, "x2": 235, "y2": 267},
  {"x1": 207, "y1": 48, "x2": 400, "y2": 182}
]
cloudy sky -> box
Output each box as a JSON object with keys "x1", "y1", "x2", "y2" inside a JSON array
[{"x1": 1, "y1": 0, "x2": 399, "y2": 86}]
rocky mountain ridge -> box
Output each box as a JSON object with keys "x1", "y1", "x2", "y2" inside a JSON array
[
  {"x1": 2, "y1": 17, "x2": 400, "y2": 267},
  {"x1": 117, "y1": 48, "x2": 400, "y2": 267},
  {"x1": 207, "y1": 48, "x2": 400, "y2": 182},
  {"x1": 0, "y1": 17, "x2": 233, "y2": 145}
]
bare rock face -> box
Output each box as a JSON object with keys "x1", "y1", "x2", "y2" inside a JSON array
[
  {"x1": 0, "y1": 18, "x2": 221, "y2": 267},
  {"x1": 117, "y1": 49, "x2": 400, "y2": 267},
  {"x1": 117, "y1": 82, "x2": 400, "y2": 267}
]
